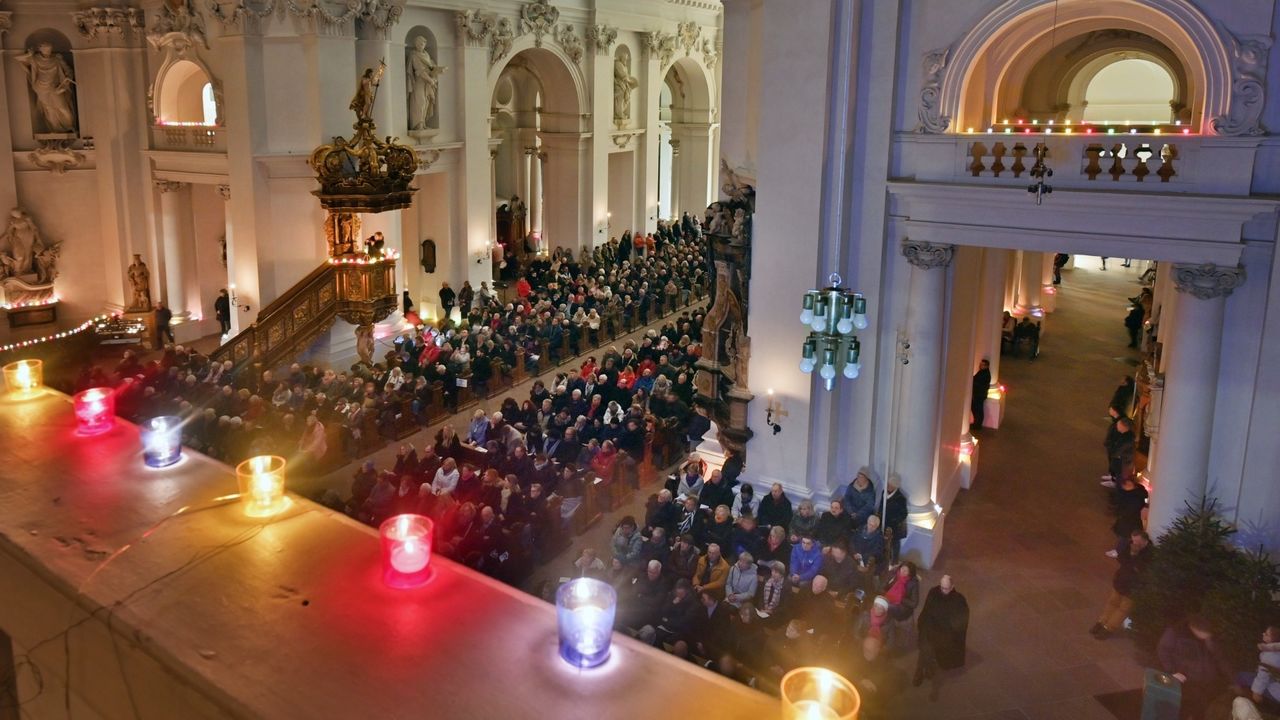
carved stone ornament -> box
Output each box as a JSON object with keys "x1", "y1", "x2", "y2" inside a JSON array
[
  {"x1": 1171, "y1": 263, "x2": 1245, "y2": 299},
  {"x1": 0, "y1": 209, "x2": 63, "y2": 306},
  {"x1": 416, "y1": 148, "x2": 442, "y2": 170},
  {"x1": 149, "y1": 0, "x2": 209, "y2": 50},
  {"x1": 901, "y1": 240, "x2": 954, "y2": 270},
  {"x1": 491, "y1": 18, "x2": 515, "y2": 66},
  {"x1": 0, "y1": 12, "x2": 14, "y2": 38},
  {"x1": 29, "y1": 139, "x2": 86, "y2": 174},
  {"x1": 677, "y1": 21, "x2": 700, "y2": 55},
  {"x1": 586, "y1": 24, "x2": 617, "y2": 56},
  {"x1": 700, "y1": 37, "x2": 718, "y2": 69},
  {"x1": 915, "y1": 48, "x2": 951, "y2": 134},
  {"x1": 455, "y1": 9, "x2": 495, "y2": 47},
  {"x1": 217, "y1": 184, "x2": 231, "y2": 200},
  {"x1": 1211, "y1": 24, "x2": 1272, "y2": 137},
  {"x1": 72, "y1": 7, "x2": 145, "y2": 39},
  {"x1": 556, "y1": 24, "x2": 584, "y2": 65},
  {"x1": 207, "y1": 0, "x2": 401, "y2": 32},
  {"x1": 519, "y1": 0, "x2": 560, "y2": 48},
  {"x1": 641, "y1": 31, "x2": 677, "y2": 68}
]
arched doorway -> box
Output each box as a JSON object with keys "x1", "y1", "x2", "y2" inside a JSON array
[
  {"x1": 490, "y1": 46, "x2": 586, "y2": 263},
  {"x1": 1081, "y1": 57, "x2": 1176, "y2": 123},
  {"x1": 154, "y1": 59, "x2": 219, "y2": 125},
  {"x1": 658, "y1": 57, "x2": 715, "y2": 223}
]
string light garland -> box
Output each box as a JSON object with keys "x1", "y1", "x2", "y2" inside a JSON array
[
  {"x1": 0, "y1": 296, "x2": 60, "y2": 310},
  {"x1": 327, "y1": 250, "x2": 400, "y2": 266},
  {"x1": 0, "y1": 313, "x2": 116, "y2": 354}
]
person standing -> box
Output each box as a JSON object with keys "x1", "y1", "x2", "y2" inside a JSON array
[
  {"x1": 1052, "y1": 253, "x2": 1069, "y2": 284},
  {"x1": 438, "y1": 281, "x2": 456, "y2": 321},
  {"x1": 155, "y1": 301, "x2": 174, "y2": 345},
  {"x1": 971, "y1": 359, "x2": 991, "y2": 430},
  {"x1": 214, "y1": 289, "x2": 231, "y2": 336},
  {"x1": 1101, "y1": 417, "x2": 1135, "y2": 490},
  {"x1": 457, "y1": 281, "x2": 475, "y2": 316},
  {"x1": 914, "y1": 574, "x2": 970, "y2": 700},
  {"x1": 1125, "y1": 302, "x2": 1145, "y2": 348}
]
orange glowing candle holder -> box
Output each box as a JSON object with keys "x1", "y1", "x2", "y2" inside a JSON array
[
  {"x1": 235, "y1": 455, "x2": 288, "y2": 517},
  {"x1": 73, "y1": 387, "x2": 116, "y2": 436},
  {"x1": 3, "y1": 359, "x2": 43, "y2": 397},
  {"x1": 781, "y1": 667, "x2": 861, "y2": 720},
  {"x1": 380, "y1": 514, "x2": 435, "y2": 588}
]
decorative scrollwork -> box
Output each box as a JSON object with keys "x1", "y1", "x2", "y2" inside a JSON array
[
  {"x1": 677, "y1": 21, "x2": 700, "y2": 55},
  {"x1": 556, "y1": 24, "x2": 583, "y2": 65},
  {"x1": 915, "y1": 48, "x2": 951, "y2": 134},
  {"x1": 72, "y1": 7, "x2": 145, "y2": 39},
  {"x1": 519, "y1": 0, "x2": 559, "y2": 47},
  {"x1": 1211, "y1": 24, "x2": 1271, "y2": 137},
  {"x1": 1171, "y1": 263, "x2": 1245, "y2": 299},
  {"x1": 586, "y1": 24, "x2": 617, "y2": 56},
  {"x1": 901, "y1": 240, "x2": 954, "y2": 270}
]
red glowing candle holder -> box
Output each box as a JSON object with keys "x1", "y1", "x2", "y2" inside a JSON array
[
  {"x1": 380, "y1": 514, "x2": 434, "y2": 588},
  {"x1": 73, "y1": 387, "x2": 116, "y2": 436}
]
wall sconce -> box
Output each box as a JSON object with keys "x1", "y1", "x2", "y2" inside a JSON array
[
  {"x1": 765, "y1": 388, "x2": 786, "y2": 435},
  {"x1": 228, "y1": 283, "x2": 251, "y2": 313}
]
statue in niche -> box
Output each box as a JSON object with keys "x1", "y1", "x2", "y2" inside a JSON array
[
  {"x1": 16, "y1": 43, "x2": 77, "y2": 135},
  {"x1": 126, "y1": 254, "x2": 153, "y2": 312},
  {"x1": 406, "y1": 36, "x2": 445, "y2": 132},
  {"x1": 0, "y1": 209, "x2": 62, "y2": 306},
  {"x1": 349, "y1": 61, "x2": 386, "y2": 125},
  {"x1": 613, "y1": 55, "x2": 638, "y2": 126}
]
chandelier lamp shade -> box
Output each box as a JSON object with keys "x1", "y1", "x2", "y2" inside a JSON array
[{"x1": 799, "y1": 274, "x2": 867, "y2": 390}]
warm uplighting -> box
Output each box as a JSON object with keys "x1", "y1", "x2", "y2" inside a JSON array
[
  {"x1": 142, "y1": 416, "x2": 183, "y2": 468},
  {"x1": 0, "y1": 295, "x2": 59, "y2": 310},
  {"x1": 380, "y1": 514, "x2": 434, "y2": 588},
  {"x1": 3, "y1": 359, "x2": 43, "y2": 396},
  {"x1": 780, "y1": 667, "x2": 860, "y2": 720},
  {"x1": 73, "y1": 387, "x2": 115, "y2": 436},
  {"x1": 556, "y1": 578, "x2": 617, "y2": 668},
  {"x1": 236, "y1": 455, "x2": 288, "y2": 517},
  {"x1": 959, "y1": 433, "x2": 978, "y2": 458}
]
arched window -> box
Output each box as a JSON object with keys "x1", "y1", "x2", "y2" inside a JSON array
[
  {"x1": 1082, "y1": 58, "x2": 1175, "y2": 124},
  {"x1": 201, "y1": 83, "x2": 217, "y2": 126}
]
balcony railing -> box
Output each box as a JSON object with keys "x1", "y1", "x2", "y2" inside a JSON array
[
  {"x1": 893, "y1": 131, "x2": 1260, "y2": 196},
  {"x1": 150, "y1": 124, "x2": 225, "y2": 153}
]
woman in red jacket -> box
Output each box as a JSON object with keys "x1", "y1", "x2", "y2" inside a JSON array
[{"x1": 591, "y1": 439, "x2": 619, "y2": 480}]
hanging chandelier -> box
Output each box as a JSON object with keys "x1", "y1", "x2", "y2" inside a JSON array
[{"x1": 799, "y1": 273, "x2": 867, "y2": 390}]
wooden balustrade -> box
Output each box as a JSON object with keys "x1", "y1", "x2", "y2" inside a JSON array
[{"x1": 965, "y1": 138, "x2": 1180, "y2": 184}]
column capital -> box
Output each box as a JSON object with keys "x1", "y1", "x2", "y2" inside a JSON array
[
  {"x1": 1171, "y1": 263, "x2": 1245, "y2": 300},
  {"x1": 216, "y1": 184, "x2": 231, "y2": 200},
  {"x1": 154, "y1": 179, "x2": 187, "y2": 193},
  {"x1": 902, "y1": 241, "x2": 954, "y2": 270}
]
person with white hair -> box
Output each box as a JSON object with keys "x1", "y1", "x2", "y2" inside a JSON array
[{"x1": 725, "y1": 551, "x2": 758, "y2": 608}]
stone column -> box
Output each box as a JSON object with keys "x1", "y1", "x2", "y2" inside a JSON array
[
  {"x1": 217, "y1": 184, "x2": 241, "y2": 335},
  {"x1": 1017, "y1": 250, "x2": 1043, "y2": 316},
  {"x1": 155, "y1": 180, "x2": 193, "y2": 319},
  {"x1": 490, "y1": 147, "x2": 499, "y2": 249},
  {"x1": 1146, "y1": 263, "x2": 1245, "y2": 535},
  {"x1": 527, "y1": 147, "x2": 544, "y2": 237},
  {"x1": 668, "y1": 139, "x2": 682, "y2": 220},
  {"x1": 1040, "y1": 252, "x2": 1057, "y2": 313},
  {"x1": 978, "y1": 248, "x2": 1008, "y2": 428},
  {"x1": 895, "y1": 241, "x2": 954, "y2": 566},
  {"x1": 1004, "y1": 249, "x2": 1021, "y2": 312}
]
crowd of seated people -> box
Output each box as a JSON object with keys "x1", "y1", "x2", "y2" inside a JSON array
[
  {"x1": 566, "y1": 472, "x2": 916, "y2": 715},
  {"x1": 66, "y1": 231, "x2": 710, "y2": 474}
]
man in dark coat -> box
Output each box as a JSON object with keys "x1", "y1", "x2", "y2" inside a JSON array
[
  {"x1": 913, "y1": 574, "x2": 970, "y2": 699},
  {"x1": 439, "y1": 282, "x2": 456, "y2": 321},
  {"x1": 883, "y1": 482, "x2": 908, "y2": 566},
  {"x1": 971, "y1": 359, "x2": 991, "y2": 430},
  {"x1": 214, "y1": 289, "x2": 232, "y2": 335},
  {"x1": 1157, "y1": 614, "x2": 1232, "y2": 720}
]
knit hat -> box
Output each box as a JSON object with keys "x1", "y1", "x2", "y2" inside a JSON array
[{"x1": 873, "y1": 596, "x2": 889, "y2": 613}]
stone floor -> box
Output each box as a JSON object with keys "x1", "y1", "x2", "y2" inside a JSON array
[{"x1": 895, "y1": 257, "x2": 1151, "y2": 720}]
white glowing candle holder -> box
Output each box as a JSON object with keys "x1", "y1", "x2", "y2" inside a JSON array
[
  {"x1": 73, "y1": 387, "x2": 116, "y2": 436},
  {"x1": 556, "y1": 578, "x2": 616, "y2": 668},
  {"x1": 781, "y1": 667, "x2": 861, "y2": 720},
  {"x1": 3, "y1": 359, "x2": 43, "y2": 397},
  {"x1": 235, "y1": 455, "x2": 288, "y2": 518},
  {"x1": 380, "y1": 513, "x2": 435, "y2": 588},
  {"x1": 142, "y1": 415, "x2": 182, "y2": 468}
]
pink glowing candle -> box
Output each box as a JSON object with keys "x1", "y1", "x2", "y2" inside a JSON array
[
  {"x1": 73, "y1": 387, "x2": 115, "y2": 436},
  {"x1": 380, "y1": 514, "x2": 434, "y2": 588}
]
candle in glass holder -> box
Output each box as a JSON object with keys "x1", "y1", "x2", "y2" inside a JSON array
[
  {"x1": 3, "y1": 359, "x2": 43, "y2": 397},
  {"x1": 73, "y1": 387, "x2": 115, "y2": 436},
  {"x1": 142, "y1": 415, "x2": 182, "y2": 467},
  {"x1": 556, "y1": 578, "x2": 617, "y2": 668},
  {"x1": 235, "y1": 455, "x2": 287, "y2": 517},
  {"x1": 380, "y1": 514, "x2": 434, "y2": 588},
  {"x1": 781, "y1": 667, "x2": 860, "y2": 720}
]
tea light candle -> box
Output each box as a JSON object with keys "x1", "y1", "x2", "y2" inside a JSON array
[
  {"x1": 73, "y1": 387, "x2": 115, "y2": 436},
  {"x1": 142, "y1": 415, "x2": 182, "y2": 467},
  {"x1": 3, "y1": 359, "x2": 43, "y2": 396},
  {"x1": 556, "y1": 578, "x2": 617, "y2": 668},
  {"x1": 781, "y1": 667, "x2": 861, "y2": 720},
  {"x1": 380, "y1": 514, "x2": 434, "y2": 588},
  {"x1": 235, "y1": 455, "x2": 287, "y2": 517}
]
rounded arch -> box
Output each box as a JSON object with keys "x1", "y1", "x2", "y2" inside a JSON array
[
  {"x1": 937, "y1": 0, "x2": 1229, "y2": 132},
  {"x1": 1076, "y1": 55, "x2": 1179, "y2": 123},
  {"x1": 153, "y1": 57, "x2": 220, "y2": 125},
  {"x1": 488, "y1": 40, "x2": 586, "y2": 132},
  {"x1": 663, "y1": 55, "x2": 715, "y2": 124}
]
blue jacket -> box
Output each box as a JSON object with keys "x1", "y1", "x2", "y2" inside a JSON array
[
  {"x1": 843, "y1": 481, "x2": 878, "y2": 525},
  {"x1": 789, "y1": 542, "x2": 824, "y2": 582}
]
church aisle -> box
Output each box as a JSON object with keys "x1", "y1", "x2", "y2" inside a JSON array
[{"x1": 899, "y1": 260, "x2": 1150, "y2": 720}]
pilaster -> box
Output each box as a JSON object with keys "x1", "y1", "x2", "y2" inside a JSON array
[{"x1": 455, "y1": 11, "x2": 496, "y2": 288}]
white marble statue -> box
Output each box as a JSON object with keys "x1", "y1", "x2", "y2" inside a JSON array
[
  {"x1": 613, "y1": 56, "x2": 638, "y2": 124},
  {"x1": 15, "y1": 43, "x2": 77, "y2": 134},
  {"x1": 406, "y1": 36, "x2": 445, "y2": 132},
  {"x1": 0, "y1": 209, "x2": 62, "y2": 304}
]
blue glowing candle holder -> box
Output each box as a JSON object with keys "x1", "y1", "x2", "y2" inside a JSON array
[
  {"x1": 556, "y1": 578, "x2": 616, "y2": 668},
  {"x1": 142, "y1": 415, "x2": 182, "y2": 468}
]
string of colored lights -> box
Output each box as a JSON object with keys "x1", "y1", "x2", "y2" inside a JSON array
[
  {"x1": 0, "y1": 313, "x2": 116, "y2": 354},
  {"x1": 327, "y1": 250, "x2": 401, "y2": 266}
]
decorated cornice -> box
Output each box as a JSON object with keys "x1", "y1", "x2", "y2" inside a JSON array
[
  {"x1": 586, "y1": 23, "x2": 616, "y2": 56},
  {"x1": 149, "y1": 0, "x2": 209, "y2": 51},
  {"x1": 206, "y1": 0, "x2": 400, "y2": 35},
  {"x1": 1171, "y1": 263, "x2": 1245, "y2": 299},
  {"x1": 901, "y1": 240, "x2": 954, "y2": 270},
  {"x1": 72, "y1": 7, "x2": 145, "y2": 40},
  {"x1": 518, "y1": 0, "x2": 558, "y2": 48},
  {"x1": 455, "y1": 9, "x2": 494, "y2": 46},
  {"x1": 154, "y1": 179, "x2": 187, "y2": 193},
  {"x1": 641, "y1": 30, "x2": 676, "y2": 68}
]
